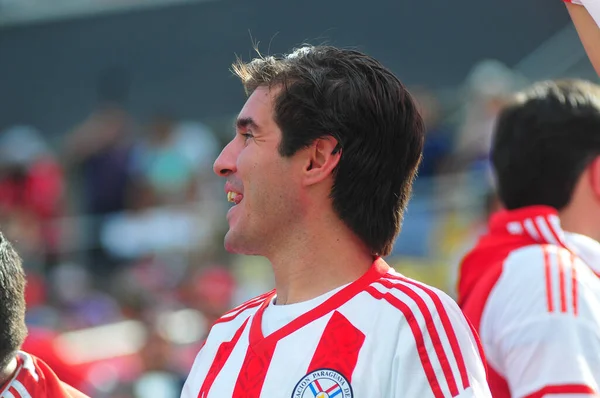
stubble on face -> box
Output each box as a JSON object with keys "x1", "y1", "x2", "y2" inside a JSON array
[{"x1": 223, "y1": 87, "x2": 304, "y2": 256}]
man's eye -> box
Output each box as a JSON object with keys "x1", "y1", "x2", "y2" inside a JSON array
[{"x1": 241, "y1": 133, "x2": 253, "y2": 141}]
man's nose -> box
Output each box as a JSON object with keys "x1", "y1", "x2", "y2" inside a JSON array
[{"x1": 213, "y1": 141, "x2": 237, "y2": 177}]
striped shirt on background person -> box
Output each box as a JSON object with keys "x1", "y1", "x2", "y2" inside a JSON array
[
  {"x1": 182, "y1": 258, "x2": 491, "y2": 398},
  {"x1": 0, "y1": 351, "x2": 89, "y2": 398},
  {"x1": 458, "y1": 205, "x2": 600, "y2": 398}
]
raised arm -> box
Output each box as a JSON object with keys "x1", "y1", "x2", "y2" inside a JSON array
[{"x1": 565, "y1": 0, "x2": 600, "y2": 76}]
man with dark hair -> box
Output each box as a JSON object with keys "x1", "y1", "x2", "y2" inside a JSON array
[
  {"x1": 0, "y1": 232, "x2": 89, "y2": 397},
  {"x1": 458, "y1": 79, "x2": 600, "y2": 398},
  {"x1": 182, "y1": 45, "x2": 491, "y2": 397}
]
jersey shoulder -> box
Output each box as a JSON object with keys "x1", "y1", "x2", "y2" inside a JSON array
[
  {"x1": 495, "y1": 244, "x2": 599, "y2": 313},
  {"x1": 210, "y1": 290, "x2": 274, "y2": 331},
  {"x1": 366, "y1": 270, "x2": 463, "y2": 312},
  {"x1": 13, "y1": 352, "x2": 91, "y2": 398},
  {"x1": 358, "y1": 271, "x2": 486, "y2": 396},
  {"x1": 483, "y1": 243, "x2": 600, "y2": 337},
  {"x1": 361, "y1": 270, "x2": 473, "y2": 336}
]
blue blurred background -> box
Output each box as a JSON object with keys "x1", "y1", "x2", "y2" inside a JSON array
[{"x1": 0, "y1": 0, "x2": 598, "y2": 396}]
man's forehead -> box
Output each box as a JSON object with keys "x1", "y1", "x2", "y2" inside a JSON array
[
  {"x1": 236, "y1": 87, "x2": 276, "y2": 129},
  {"x1": 245, "y1": 86, "x2": 275, "y2": 109}
]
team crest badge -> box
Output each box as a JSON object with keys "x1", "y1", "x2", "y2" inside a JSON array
[{"x1": 291, "y1": 368, "x2": 353, "y2": 398}]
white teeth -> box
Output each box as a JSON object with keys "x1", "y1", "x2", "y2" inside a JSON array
[{"x1": 227, "y1": 192, "x2": 235, "y2": 202}]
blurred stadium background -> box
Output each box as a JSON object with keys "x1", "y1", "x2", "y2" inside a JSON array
[{"x1": 0, "y1": 0, "x2": 598, "y2": 396}]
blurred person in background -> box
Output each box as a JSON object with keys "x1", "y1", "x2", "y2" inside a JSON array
[
  {"x1": 100, "y1": 112, "x2": 222, "y2": 265},
  {"x1": 412, "y1": 87, "x2": 453, "y2": 178},
  {"x1": 458, "y1": 80, "x2": 600, "y2": 397},
  {"x1": 63, "y1": 67, "x2": 137, "y2": 284},
  {"x1": 49, "y1": 263, "x2": 123, "y2": 330},
  {"x1": 179, "y1": 266, "x2": 237, "y2": 339},
  {"x1": 131, "y1": 112, "x2": 221, "y2": 205},
  {"x1": 0, "y1": 231, "x2": 89, "y2": 397},
  {"x1": 182, "y1": 45, "x2": 491, "y2": 397},
  {"x1": 64, "y1": 103, "x2": 134, "y2": 217},
  {"x1": 0, "y1": 125, "x2": 64, "y2": 271},
  {"x1": 564, "y1": 0, "x2": 600, "y2": 75},
  {"x1": 388, "y1": 87, "x2": 454, "y2": 259},
  {"x1": 453, "y1": 60, "x2": 525, "y2": 175},
  {"x1": 131, "y1": 329, "x2": 185, "y2": 398},
  {"x1": 131, "y1": 112, "x2": 196, "y2": 205}
]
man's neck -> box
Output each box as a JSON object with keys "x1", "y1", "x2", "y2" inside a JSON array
[
  {"x1": 267, "y1": 220, "x2": 375, "y2": 305},
  {"x1": 560, "y1": 208, "x2": 600, "y2": 243},
  {"x1": 0, "y1": 357, "x2": 18, "y2": 388}
]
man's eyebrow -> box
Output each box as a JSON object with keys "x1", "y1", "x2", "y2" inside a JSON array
[{"x1": 235, "y1": 117, "x2": 260, "y2": 131}]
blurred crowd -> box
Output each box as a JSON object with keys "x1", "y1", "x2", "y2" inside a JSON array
[
  {"x1": 0, "y1": 59, "x2": 524, "y2": 397},
  {"x1": 0, "y1": 91, "x2": 250, "y2": 396}
]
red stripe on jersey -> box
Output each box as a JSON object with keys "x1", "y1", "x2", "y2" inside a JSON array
[
  {"x1": 366, "y1": 286, "x2": 444, "y2": 398},
  {"x1": 231, "y1": 341, "x2": 277, "y2": 397},
  {"x1": 231, "y1": 293, "x2": 277, "y2": 397},
  {"x1": 306, "y1": 311, "x2": 366, "y2": 383},
  {"x1": 464, "y1": 315, "x2": 487, "y2": 378},
  {"x1": 248, "y1": 292, "x2": 273, "y2": 346},
  {"x1": 531, "y1": 218, "x2": 545, "y2": 242},
  {"x1": 543, "y1": 245, "x2": 554, "y2": 312},
  {"x1": 571, "y1": 252, "x2": 579, "y2": 316},
  {"x1": 523, "y1": 384, "x2": 599, "y2": 398},
  {"x1": 214, "y1": 291, "x2": 274, "y2": 326},
  {"x1": 198, "y1": 317, "x2": 249, "y2": 398},
  {"x1": 224, "y1": 291, "x2": 274, "y2": 317},
  {"x1": 547, "y1": 217, "x2": 567, "y2": 247},
  {"x1": 213, "y1": 301, "x2": 264, "y2": 326},
  {"x1": 377, "y1": 279, "x2": 459, "y2": 395},
  {"x1": 557, "y1": 250, "x2": 568, "y2": 313},
  {"x1": 384, "y1": 274, "x2": 469, "y2": 392}
]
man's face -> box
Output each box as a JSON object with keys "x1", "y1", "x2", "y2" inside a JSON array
[{"x1": 213, "y1": 86, "x2": 305, "y2": 255}]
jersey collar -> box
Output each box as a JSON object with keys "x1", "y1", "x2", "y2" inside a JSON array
[
  {"x1": 489, "y1": 205, "x2": 567, "y2": 247},
  {"x1": 248, "y1": 257, "x2": 389, "y2": 352}
]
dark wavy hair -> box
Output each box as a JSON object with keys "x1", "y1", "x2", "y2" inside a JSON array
[{"x1": 232, "y1": 45, "x2": 424, "y2": 256}]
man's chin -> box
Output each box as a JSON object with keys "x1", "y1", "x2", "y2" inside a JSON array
[{"x1": 224, "y1": 234, "x2": 263, "y2": 256}]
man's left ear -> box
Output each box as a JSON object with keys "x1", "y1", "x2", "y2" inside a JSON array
[
  {"x1": 590, "y1": 156, "x2": 600, "y2": 200},
  {"x1": 302, "y1": 136, "x2": 341, "y2": 186}
]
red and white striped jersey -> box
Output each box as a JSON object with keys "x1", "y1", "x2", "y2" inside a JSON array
[
  {"x1": 0, "y1": 351, "x2": 89, "y2": 398},
  {"x1": 182, "y1": 258, "x2": 491, "y2": 398},
  {"x1": 458, "y1": 206, "x2": 600, "y2": 398}
]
